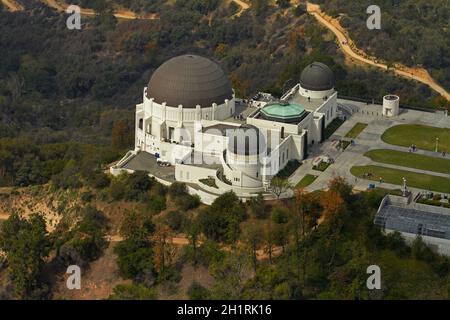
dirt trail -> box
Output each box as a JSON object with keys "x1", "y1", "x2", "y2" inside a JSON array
[
  {"x1": 109, "y1": 234, "x2": 282, "y2": 261},
  {"x1": 231, "y1": 0, "x2": 249, "y2": 17},
  {"x1": 1, "y1": 0, "x2": 23, "y2": 11},
  {"x1": 42, "y1": 0, "x2": 158, "y2": 20},
  {"x1": 306, "y1": 2, "x2": 450, "y2": 102}
]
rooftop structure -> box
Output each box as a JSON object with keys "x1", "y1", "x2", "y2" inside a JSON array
[
  {"x1": 375, "y1": 195, "x2": 450, "y2": 255},
  {"x1": 260, "y1": 102, "x2": 307, "y2": 123},
  {"x1": 146, "y1": 54, "x2": 233, "y2": 108},
  {"x1": 300, "y1": 62, "x2": 335, "y2": 91},
  {"x1": 112, "y1": 56, "x2": 340, "y2": 203}
]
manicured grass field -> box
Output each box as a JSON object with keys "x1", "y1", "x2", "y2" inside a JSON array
[
  {"x1": 382, "y1": 124, "x2": 450, "y2": 153},
  {"x1": 296, "y1": 174, "x2": 318, "y2": 188},
  {"x1": 345, "y1": 122, "x2": 368, "y2": 138},
  {"x1": 365, "y1": 149, "x2": 450, "y2": 174},
  {"x1": 351, "y1": 165, "x2": 450, "y2": 194}
]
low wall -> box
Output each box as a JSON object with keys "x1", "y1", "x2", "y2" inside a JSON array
[
  {"x1": 186, "y1": 185, "x2": 217, "y2": 205},
  {"x1": 385, "y1": 229, "x2": 450, "y2": 257}
]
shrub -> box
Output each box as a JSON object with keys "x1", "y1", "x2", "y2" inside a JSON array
[
  {"x1": 124, "y1": 171, "x2": 154, "y2": 200},
  {"x1": 109, "y1": 283, "x2": 157, "y2": 300},
  {"x1": 180, "y1": 194, "x2": 201, "y2": 211},
  {"x1": 165, "y1": 210, "x2": 186, "y2": 232},
  {"x1": 114, "y1": 238, "x2": 155, "y2": 285},
  {"x1": 86, "y1": 170, "x2": 111, "y2": 188},
  {"x1": 168, "y1": 182, "x2": 188, "y2": 198},
  {"x1": 57, "y1": 207, "x2": 109, "y2": 267},
  {"x1": 187, "y1": 282, "x2": 210, "y2": 300},
  {"x1": 147, "y1": 194, "x2": 166, "y2": 213},
  {"x1": 271, "y1": 206, "x2": 289, "y2": 224},
  {"x1": 81, "y1": 191, "x2": 94, "y2": 203},
  {"x1": 248, "y1": 193, "x2": 266, "y2": 219},
  {"x1": 108, "y1": 178, "x2": 126, "y2": 200}
]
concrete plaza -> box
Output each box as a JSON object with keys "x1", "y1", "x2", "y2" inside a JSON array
[{"x1": 288, "y1": 99, "x2": 450, "y2": 196}]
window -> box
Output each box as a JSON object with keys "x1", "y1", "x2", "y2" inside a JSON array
[{"x1": 139, "y1": 118, "x2": 143, "y2": 130}]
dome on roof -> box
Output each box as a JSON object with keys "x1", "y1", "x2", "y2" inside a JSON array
[
  {"x1": 300, "y1": 62, "x2": 335, "y2": 91},
  {"x1": 227, "y1": 124, "x2": 266, "y2": 156},
  {"x1": 146, "y1": 55, "x2": 233, "y2": 108},
  {"x1": 260, "y1": 101, "x2": 306, "y2": 123}
]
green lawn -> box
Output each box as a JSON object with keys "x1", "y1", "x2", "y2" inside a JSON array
[
  {"x1": 296, "y1": 174, "x2": 318, "y2": 188},
  {"x1": 324, "y1": 118, "x2": 345, "y2": 139},
  {"x1": 351, "y1": 165, "x2": 450, "y2": 193},
  {"x1": 313, "y1": 162, "x2": 330, "y2": 172},
  {"x1": 345, "y1": 122, "x2": 368, "y2": 138},
  {"x1": 382, "y1": 124, "x2": 450, "y2": 153},
  {"x1": 365, "y1": 149, "x2": 450, "y2": 174}
]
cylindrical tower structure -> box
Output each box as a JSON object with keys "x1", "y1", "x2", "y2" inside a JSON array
[
  {"x1": 225, "y1": 125, "x2": 266, "y2": 188},
  {"x1": 383, "y1": 95, "x2": 400, "y2": 117}
]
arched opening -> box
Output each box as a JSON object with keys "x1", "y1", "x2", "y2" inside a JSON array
[{"x1": 138, "y1": 118, "x2": 143, "y2": 130}]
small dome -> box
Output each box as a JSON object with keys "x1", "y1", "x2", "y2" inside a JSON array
[
  {"x1": 261, "y1": 101, "x2": 306, "y2": 123},
  {"x1": 227, "y1": 124, "x2": 266, "y2": 156},
  {"x1": 300, "y1": 62, "x2": 335, "y2": 91},
  {"x1": 146, "y1": 54, "x2": 233, "y2": 108}
]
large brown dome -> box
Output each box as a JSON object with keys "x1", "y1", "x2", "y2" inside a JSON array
[{"x1": 146, "y1": 55, "x2": 233, "y2": 108}]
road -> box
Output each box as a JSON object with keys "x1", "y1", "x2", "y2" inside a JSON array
[
  {"x1": 1, "y1": 0, "x2": 23, "y2": 11},
  {"x1": 42, "y1": 0, "x2": 157, "y2": 20},
  {"x1": 306, "y1": 2, "x2": 450, "y2": 102}
]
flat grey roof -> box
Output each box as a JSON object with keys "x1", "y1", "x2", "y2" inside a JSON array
[
  {"x1": 122, "y1": 151, "x2": 176, "y2": 182},
  {"x1": 289, "y1": 91, "x2": 327, "y2": 112}
]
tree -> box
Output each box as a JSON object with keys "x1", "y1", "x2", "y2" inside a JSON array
[
  {"x1": 319, "y1": 189, "x2": 346, "y2": 271},
  {"x1": 198, "y1": 191, "x2": 246, "y2": 244},
  {"x1": 115, "y1": 211, "x2": 155, "y2": 284},
  {"x1": 209, "y1": 248, "x2": 251, "y2": 299},
  {"x1": 111, "y1": 120, "x2": 132, "y2": 150},
  {"x1": 291, "y1": 189, "x2": 320, "y2": 282},
  {"x1": 152, "y1": 220, "x2": 175, "y2": 275},
  {"x1": 0, "y1": 213, "x2": 51, "y2": 299},
  {"x1": 243, "y1": 223, "x2": 264, "y2": 272},
  {"x1": 276, "y1": 0, "x2": 290, "y2": 9},
  {"x1": 248, "y1": 193, "x2": 266, "y2": 219},
  {"x1": 57, "y1": 206, "x2": 109, "y2": 267},
  {"x1": 270, "y1": 177, "x2": 292, "y2": 198},
  {"x1": 185, "y1": 215, "x2": 201, "y2": 265}
]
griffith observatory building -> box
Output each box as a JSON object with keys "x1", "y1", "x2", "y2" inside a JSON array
[{"x1": 111, "y1": 54, "x2": 339, "y2": 203}]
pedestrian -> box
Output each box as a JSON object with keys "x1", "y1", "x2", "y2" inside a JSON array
[{"x1": 379, "y1": 177, "x2": 383, "y2": 184}]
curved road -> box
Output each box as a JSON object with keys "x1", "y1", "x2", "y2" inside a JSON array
[
  {"x1": 231, "y1": 0, "x2": 249, "y2": 17},
  {"x1": 1, "y1": 0, "x2": 23, "y2": 11},
  {"x1": 306, "y1": 2, "x2": 450, "y2": 102}
]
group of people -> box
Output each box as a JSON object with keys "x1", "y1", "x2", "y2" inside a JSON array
[
  {"x1": 408, "y1": 144, "x2": 447, "y2": 157},
  {"x1": 408, "y1": 144, "x2": 417, "y2": 152}
]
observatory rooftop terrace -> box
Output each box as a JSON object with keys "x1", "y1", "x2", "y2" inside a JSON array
[{"x1": 290, "y1": 90, "x2": 332, "y2": 112}]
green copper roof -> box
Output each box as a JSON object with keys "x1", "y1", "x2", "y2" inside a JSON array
[{"x1": 261, "y1": 102, "x2": 306, "y2": 120}]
